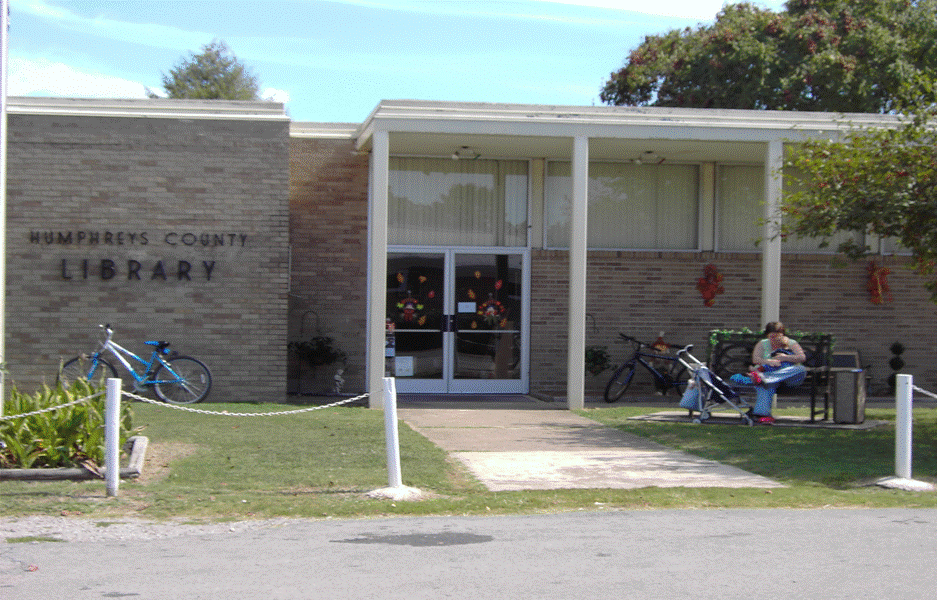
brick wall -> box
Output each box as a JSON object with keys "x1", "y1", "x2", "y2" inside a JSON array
[
  {"x1": 531, "y1": 250, "x2": 937, "y2": 398},
  {"x1": 288, "y1": 137, "x2": 370, "y2": 393},
  {"x1": 6, "y1": 109, "x2": 290, "y2": 402},
  {"x1": 282, "y1": 139, "x2": 937, "y2": 399}
]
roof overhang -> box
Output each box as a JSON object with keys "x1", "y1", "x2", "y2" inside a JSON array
[{"x1": 352, "y1": 100, "x2": 901, "y2": 163}]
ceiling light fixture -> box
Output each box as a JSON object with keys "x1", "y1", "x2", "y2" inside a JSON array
[
  {"x1": 452, "y1": 146, "x2": 480, "y2": 160},
  {"x1": 633, "y1": 150, "x2": 665, "y2": 165}
]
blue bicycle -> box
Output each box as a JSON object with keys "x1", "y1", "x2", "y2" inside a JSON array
[{"x1": 59, "y1": 324, "x2": 212, "y2": 404}]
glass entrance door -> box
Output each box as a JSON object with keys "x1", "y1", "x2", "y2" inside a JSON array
[{"x1": 387, "y1": 249, "x2": 528, "y2": 394}]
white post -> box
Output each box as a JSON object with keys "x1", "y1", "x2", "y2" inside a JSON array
[
  {"x1": 105, "y1": 378, "x2": 121, "y2": 497},
  {"x1": 382, "y1": 377, "x2": 402, "y2": 488},
  {"x1": 566, "y1": 136, "x2": 588, "y2": 410},
  {"x1": 895, "y1": 373, "x2": 913, "y2": 480}
]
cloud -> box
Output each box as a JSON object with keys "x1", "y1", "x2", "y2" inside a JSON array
[
  {"x1": 10, "y1": 56, "x2": 291, "y2": 104},
  {"x1": 262, "y1": 88, "x2": 290, "y2": 104},
  {"x1": 326, "y1": 0, "x2": 787, "y2": 22},
  {"x1": 11, "y1": 0, "x2": 210, "y2": 52},
  {"x1": 533, "y1": 0, "x2": 778, "y2": 20},
  {"x1": 9, "y1": 57, "x2": 151, "y2": 98}
]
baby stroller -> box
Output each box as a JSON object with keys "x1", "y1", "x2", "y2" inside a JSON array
[{"x1": 676, "y1": 346, "x2": 755, "y2": 426}]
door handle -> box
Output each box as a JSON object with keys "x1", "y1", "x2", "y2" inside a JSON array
[{"x1": 442, "y1": 314, "x2": 457, "y2": 333}]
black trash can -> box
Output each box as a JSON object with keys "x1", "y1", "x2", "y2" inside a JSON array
[{"x1": 832, "y1": 369, "x2": 866, "y2": 424}]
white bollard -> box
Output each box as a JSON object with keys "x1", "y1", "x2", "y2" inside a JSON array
[
  {"x1": 382, "y1": 377, "x2": 403, "y2": 488},
  {"x1": 105, "y1": 378, "x2": 121, "y2": 497},
  {"x1": 895, "y1": 373, "x2": 913, "y2": 480}
]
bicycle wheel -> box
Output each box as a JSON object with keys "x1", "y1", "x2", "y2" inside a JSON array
[
  {"x1": 604, "y1": 362, "x2": 636, "y2": 403},
  {"x1": 670, "y1": 365, "x2": 691, "y2": 395},
  {"x1": 152, "y1": 356, "x2": 212, "y2": 404},
  {"x1": 58, "y1": 355, "x2": 118, "y2": 387}
]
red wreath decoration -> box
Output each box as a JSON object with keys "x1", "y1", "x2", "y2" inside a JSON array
[
  {"x1": 867, "y1": 260, "x2": 892, "y2": 304},
  {"x1": 696, "y1": 264, "x2": 725, "y2": 307}
]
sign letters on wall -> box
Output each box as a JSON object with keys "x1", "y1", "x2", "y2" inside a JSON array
[{"x1": 30, "y1": 230, "x2": 248, "y2": 283}]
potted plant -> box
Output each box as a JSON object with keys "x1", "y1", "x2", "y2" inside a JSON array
[
  {"x1": 585, "y1": 345, "x2": 612, "y2": 376},
  {"x1": 288, "y1": 336, "x2": 347, "y2": 394}
]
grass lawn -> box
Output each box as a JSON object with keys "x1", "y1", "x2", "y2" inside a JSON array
[{"x1": 2, "y1": 402, "x2": 937, "y2": 522}]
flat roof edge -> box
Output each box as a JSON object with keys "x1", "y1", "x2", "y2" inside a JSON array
[
  {"x1": 290, "y1": 122, "x2": 360, "y2": 139},
  {"x1": 360, "y1": 99, "x2": 900, "y2": 133},
  {"x1": 6, "y1": 97, "x2": 290, "y2": 121}
]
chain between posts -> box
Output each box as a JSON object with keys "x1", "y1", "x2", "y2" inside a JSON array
[
  {"x1": 0, "y1": 389, "x2": 368, "y2": 420},
  {"x1": 121, "y1": 390, "x2": 368, "y2": 415},
  {"x1": 0, "y1": 391, "x2": 105, "y2": 421},
  {"x1": 912, "y1": 385, "x2": 937, "y2": 401}
]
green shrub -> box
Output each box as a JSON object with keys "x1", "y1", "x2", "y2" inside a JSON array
[{"x1": 0, "y1": 380, "x2": 139, "y2": 469}]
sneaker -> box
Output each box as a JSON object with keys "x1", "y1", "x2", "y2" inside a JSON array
[
  {"x1": 730, "y1": 373, "x2": 753, "y2": 385},
  {"x1": 756, "y1": 416, "x2": 776, "y2": 425}
]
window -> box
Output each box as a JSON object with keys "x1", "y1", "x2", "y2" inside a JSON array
[
  {"x1": 716, "y1": 165, "x2": 763, "y2": 251},
  {"x1": 716, "y1": 164, "x2": 863, "y2": 252},
  {"x1": 389, "y1": 157, "x2": 528, "y2": 247},
  {"x1": 545, "y1": 161, "x2": 699, "y2": 249}
]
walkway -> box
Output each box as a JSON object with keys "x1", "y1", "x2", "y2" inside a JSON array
[{"x1": 396, "y1": 396, "x2": 783, "y2": 491}]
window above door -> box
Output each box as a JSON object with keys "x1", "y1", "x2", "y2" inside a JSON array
[{"x1": 389, "y1": 157, "x2": 528, "y2": 247}]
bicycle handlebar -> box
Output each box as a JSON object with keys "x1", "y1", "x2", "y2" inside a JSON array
[{"x1": 617, "y1": 332, "x2": 687, "y2": 351}]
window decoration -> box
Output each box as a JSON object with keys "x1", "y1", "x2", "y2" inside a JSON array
[
  {"x1": 395, "y1": 273, "x2": 435, "y2": 326},
  {"x1": 867, "y1": 260, "x2": 892, "y2": 304},
  {"x1": 470, "y1": 274, "x2": 507, "y2": 329},
  {"x1": 696, "y1": 263, "x2": 725, "y2": 307}
]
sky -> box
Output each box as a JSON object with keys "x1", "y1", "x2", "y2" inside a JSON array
[{"x1": 3, "y1": 0, "x2": 787, "y2": 123}]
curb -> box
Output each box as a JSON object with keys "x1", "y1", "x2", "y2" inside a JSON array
[{"x1": 0, "y1": 436, "x2": 148, "y2": 481}]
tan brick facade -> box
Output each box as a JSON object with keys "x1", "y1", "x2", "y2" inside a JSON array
[
  {"x1": 283, "y1": 141, "x2": 937, "y2": 400},
  {"x1": 532, "y1": 250, "x2": 937, "y2": 397},
  {"x1": 6, "y1": 104, "x2": 290, "y2": 402},
  {"x1": 287, "y1": 136, "x2": 369, "y2": 393}
]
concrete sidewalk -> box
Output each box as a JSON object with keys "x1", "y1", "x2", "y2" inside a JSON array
[{"x1": 396, "y1": 396, "x2": 783, "y2": 491}]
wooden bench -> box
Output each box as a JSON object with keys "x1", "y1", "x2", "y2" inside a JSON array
[{"x1": 707, "y1": 330, "x2": 834, "y2": 422}]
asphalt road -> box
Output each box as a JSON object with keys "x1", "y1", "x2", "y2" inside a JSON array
[{"x1": 3, "y1": 508, "x2": 936, "y2": 599}]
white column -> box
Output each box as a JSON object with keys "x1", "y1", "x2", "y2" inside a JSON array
[
  {"x1": 761, "y1": 140, "x2": 783, "y2": 324},
  {"x1": 566, "y1": 136, "x2": 589, "y2": 410},
  {"x1": 0, "y1": 0, "x2": 9, "y2": 416},
  {"x1": 367, "y1": 130, "x2": 390, "y2": 409}
]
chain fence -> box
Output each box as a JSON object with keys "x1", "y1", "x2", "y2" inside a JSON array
[
  {"x1": 0, "y1": 388, "x2": 368, "y2": 421},
  {"x1": 0, "y1": 391, "x2": 105, "y2": 421},
  {"x1": 121, "y1": 390, "x2": 368, "y2": 416}
]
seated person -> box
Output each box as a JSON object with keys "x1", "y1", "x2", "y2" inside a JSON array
[{"x1": 745, "y1": 322, "x2": 807, "y2": 424}]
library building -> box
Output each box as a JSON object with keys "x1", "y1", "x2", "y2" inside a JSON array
[{"x1": 5, "y1": 97, "x2": 935, "y2": 408}]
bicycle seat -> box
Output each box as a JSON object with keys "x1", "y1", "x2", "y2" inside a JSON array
[{"x1": 145, "y1": 340, "x2": 172, "y2": 354}]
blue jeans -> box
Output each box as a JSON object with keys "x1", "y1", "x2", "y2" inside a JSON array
[{"x1": 753, "y1": 364, "x2": 807, "y2": 415}]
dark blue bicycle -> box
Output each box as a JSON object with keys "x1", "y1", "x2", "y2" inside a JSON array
[{"x1": 604, "y1": 333, "x2": 689, "y2": 402}]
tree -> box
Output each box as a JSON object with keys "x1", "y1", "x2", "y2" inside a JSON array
[
  {"x1": 781, "y1": 101, "x2": 937, "y2": 299},
  {"x1": 156, "y1": 40, "x2": 260, "y2": 100},
  {"x1": 600, "y1": 0, "x2": 937, "y2": 113}
]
